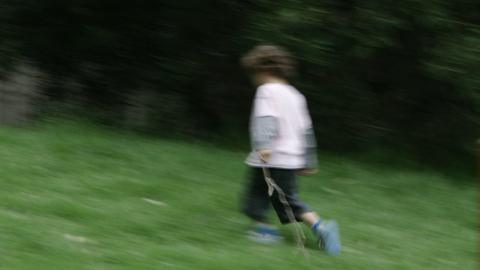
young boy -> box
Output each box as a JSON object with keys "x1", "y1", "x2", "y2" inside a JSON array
[{"x1": 241, "y1": 45, "x2": 341, "y2": 256}]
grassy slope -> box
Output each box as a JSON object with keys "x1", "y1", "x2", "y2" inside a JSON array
[{"x1": 0, "y1": 121, "x2": 477, "y2": 270}]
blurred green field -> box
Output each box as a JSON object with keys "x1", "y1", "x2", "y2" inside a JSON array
[{"x1": 0, "y1": 121, "x2": 477, "y2": 270}]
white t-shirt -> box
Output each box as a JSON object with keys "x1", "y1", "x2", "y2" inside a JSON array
[{"x1": 246, "y1": 83, "x2": 313, "y2": 169}]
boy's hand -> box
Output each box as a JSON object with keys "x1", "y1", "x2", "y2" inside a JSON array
[
  {"x1": 296, "y1": 168, "x2": 318, "y2": 176},
  {"x1": 257, "y1": 149, "x2": 272, "y2": 163}
]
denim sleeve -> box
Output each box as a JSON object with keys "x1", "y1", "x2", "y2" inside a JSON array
[
  {"x1": 304, "y1": 126, "x2": 318, "y2": 169},
  {"x1": 251, "y1": 116, "x2": 278, "y2": 150}
]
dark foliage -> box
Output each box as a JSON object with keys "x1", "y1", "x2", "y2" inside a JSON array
[{"x1": 0, "y1": 0, "x2": 478, "y2": 161}]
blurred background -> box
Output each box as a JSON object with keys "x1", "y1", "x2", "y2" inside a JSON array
[
  {"x1": 0, "y1": 0, "x2": 478, "y2": 166},
  {"x1": 0, "y1": 1, "x2": 478, "y2": 269}
]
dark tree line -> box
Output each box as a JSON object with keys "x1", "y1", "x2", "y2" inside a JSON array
[{"x1": 0, "y1": 0, "x2": 478, "y2": 162}]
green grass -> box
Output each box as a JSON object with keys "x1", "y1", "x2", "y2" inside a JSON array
[{"x1": 0, "y1": 121, "x2": 477, "y2": 270}]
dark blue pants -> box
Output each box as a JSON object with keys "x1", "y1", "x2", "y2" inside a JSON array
[{"x1": 242, "y1": 167, "x2": 310, "y2": 224}]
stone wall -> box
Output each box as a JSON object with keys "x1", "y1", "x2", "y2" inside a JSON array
[{"x1": 0, "y1": 64, "x2": 43, "y2": 125}]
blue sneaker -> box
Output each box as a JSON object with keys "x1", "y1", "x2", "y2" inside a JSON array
[
  {"x1": 314, "y1": 220, "x2": 341, "y2": 256},
  {"x1": 247, "y1": 224, "x2": 283, "y2": 244}
]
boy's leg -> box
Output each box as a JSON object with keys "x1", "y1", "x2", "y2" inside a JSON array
[
  {"x1": 242, "y1": 167, "x2": 271, "y2": 223},
  {"x1": 242, "y1": 167, "x2": 282, "y2": 243},
  {"x1": 267, "y1": 168, "x2": 341, "y2": 255},
  {"x1": 300, "y1": 212, "x2": 321, "y2": 226},
  {"x1": 264, "y1": 168, "x2": 321, "y2": 226},
  {"x1": 267, "y1": 168, "x2": 310, "y2": 224}
]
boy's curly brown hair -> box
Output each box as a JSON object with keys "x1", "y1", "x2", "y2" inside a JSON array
[{"x1": 241, "y1": 45, "x2": 296, "y2": 79}]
